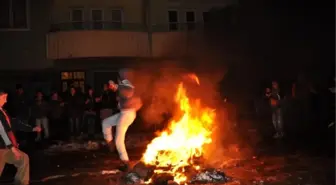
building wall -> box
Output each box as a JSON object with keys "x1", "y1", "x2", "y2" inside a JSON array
[
  {"x1": 50, "y1": 0, "x2": 235, "y2": 28},
  {"x1": 46, "y1": 31, "x2": 207, "y2": 59},
  {"x1": 150, "y1": 0, "x2": 233, "y2": 26},
  {"x1": 47, "y1": 31, "x2": 150, "y2": 59},
  {"x1": 46, "y1": 0, "x2": 237, "y2": 60},
  {"x1": 0, "y1": 0, "x2": 53, "y2": 70},
  {"x1": 0, "y1": 0, "x2": 236, "y2": 70}
]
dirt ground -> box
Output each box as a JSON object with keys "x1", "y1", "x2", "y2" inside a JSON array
[
  {"x1": 1, "y1": 143, "x2": 332, "y2": 185},
  {"x1": 1, "y1": 126, "x2": 334, "y2": 185}
]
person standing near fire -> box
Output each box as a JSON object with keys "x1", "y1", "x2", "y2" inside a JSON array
[
  {"x1": 269, "y1": 81, "x2": 284, "y2": 139},
  {"x1": 0, "y1": 90, "x2": 41, "y2": 185},
  {"x1": 102, "y1": 69, "x2": 142, "y2": 171},
  {"x1": 99, "y1": 81, "x2": 118, "y2": 120},
  {"x1": 31, "y1": 91, "x2": 50, "y2": 141}
]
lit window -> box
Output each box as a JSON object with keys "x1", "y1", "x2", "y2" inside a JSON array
[
  {"x1": 61, "y1": 72, "x2": 69, "y2": 80},
  {"x1": 68, "y1": 72, "x2": 73, "y2": 79}
]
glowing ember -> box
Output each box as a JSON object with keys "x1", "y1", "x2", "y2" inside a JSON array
[
  {"x1": 142, "y1": 77, "x2": 215, "y2": 184},
  {"x1": 186, "y1": 73, "x2": 200, "y2": 85}
]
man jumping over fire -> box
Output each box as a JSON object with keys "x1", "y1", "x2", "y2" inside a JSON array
[
  {"x1": 102, "y1": 69, "x2": 142, "y2": 171},
  {"x1": 0, "y1": 90, "x2": 41, "y2": 185}
]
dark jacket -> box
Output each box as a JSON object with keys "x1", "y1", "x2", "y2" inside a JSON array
[
  {"x1": 101, "y1": 90, "x2": 117, "y2": 109},
  {"x1": 0, "y1": 108, "x2": 33, "y2": 149},
  {"x1": 270, "y1": 89, "x2": 282, "y2": 109},
  {"x1": 118, "y1": 87, "x2": 142, "y2": 111},
  {"x1": 66, "y1": 94, "x2": 84, "y2": 117},
  {"x1": 31, "y1": 99, "x2": 50, "y2": 119},
  {"x1": 85, "y1": 94, "x2": 96, "y2": 111},
  {"x1": 49, "y1": 100, "x2": 64, "y2": 119},
  {"x1": 9, "y1": 94, "x2": 30, "y2": 119}
]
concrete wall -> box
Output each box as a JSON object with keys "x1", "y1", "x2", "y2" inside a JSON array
[
  {"x1": 0, "y1": 0, "x2": 53, "y2": 70},
  {"x1": 47, "y1": 31, "x2": 207, "y2": 59},
  {"x1": 47, "y1": 31, "x2": 150, "y2": 59}
]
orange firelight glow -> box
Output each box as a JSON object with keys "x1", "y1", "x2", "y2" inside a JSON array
[{"x1": 142, "y1": 76, "x2": 215, "y2": 184}]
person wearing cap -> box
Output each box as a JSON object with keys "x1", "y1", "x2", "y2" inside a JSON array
[
  {"x1": 102, "y1": 79, "x2": 142, "y2": 171},
  {"x1": 0, "y1": 90, "x2": 41, "y2": 185}
]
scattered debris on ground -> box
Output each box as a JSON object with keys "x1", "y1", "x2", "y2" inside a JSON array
[
  {"x1": 123, "y1": 161, "x2": 230, "y2": 185},
  {"x1": 40, "y1": 170, "x2": 120, "y2": 182},
  {"x1": 45, "y1": 134, "x2": 151, "y2": 153}
]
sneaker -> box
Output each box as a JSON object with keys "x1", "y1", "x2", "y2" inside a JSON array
[
  {"x1": 273, "y1": 132, "x2": 280, "y2": 139},
  {"x1": 328, "y1": 122, "x2": 335, "y2": 128},
  {"x1": 118, "y1": 161, "x2": 131, "y2": 172}
]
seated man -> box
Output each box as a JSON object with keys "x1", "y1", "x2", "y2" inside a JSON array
[{"x1": 0, "y1": 90, "x2": 41, "y2": 185}]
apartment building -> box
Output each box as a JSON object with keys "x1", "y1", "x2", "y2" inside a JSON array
[
  {"x1": 0, "y1": 0, "x2": 236, "y2": 92},
  {"x1": 0, "y1": 0, "x2": 57, "y2": 93}
]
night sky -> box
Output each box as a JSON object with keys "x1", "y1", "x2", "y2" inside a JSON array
[{"x1": 210, "y1": 0, "x2": 334, "y2": 92}]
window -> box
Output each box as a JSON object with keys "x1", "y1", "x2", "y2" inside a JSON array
[
  {"x1": 0, "y1": 0, "x2": 29, "y2": 30},
  {"x1": 61, "y1": 71, "x2": 85, "y2": 92},
  {"x1": 111, "y1": 9, "x2": 122, "y2": 29},
  {"x1": 202, "y1": 12, "x2": 210, "y2": 23},
  {"x1": 185, "y1": 11, "x2": 195, "y2": 30},
  {"x1": 70, "y1": 9, "x2": 84, "y2": 30},
  {"x1": 61, "y1": 71, "x2": 85, "y2": 80},
  {"x1": 91, "y1": 9, "x2": 103, "y2": 29},
  {"x1": 168, "y1": 10, "x2": 178, "y2": 31}
]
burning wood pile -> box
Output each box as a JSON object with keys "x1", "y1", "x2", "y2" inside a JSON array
[
  {"x1": 124, "y1": 76, "x2": 230, "y2": 185},
  {"x1": 125, "y1": 161, "x2": 229, "y2": 185}
]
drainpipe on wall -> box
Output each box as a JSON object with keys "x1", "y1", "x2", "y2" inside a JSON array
[{"x1": 144, "y1": 0, "x2": 152, "y2": 57}]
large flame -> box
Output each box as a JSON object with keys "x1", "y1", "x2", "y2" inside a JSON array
[{"x1": 142, "y1": 78, "x2": 215, "y2": 184}]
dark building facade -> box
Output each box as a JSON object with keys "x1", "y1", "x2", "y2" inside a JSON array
[{"x1": 0, "y1": 0, "x2": 54, "y2": 92}]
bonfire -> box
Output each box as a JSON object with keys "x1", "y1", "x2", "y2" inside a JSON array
[{"x1": 139, "y1": 75, "x2": 219, "y2": 184}]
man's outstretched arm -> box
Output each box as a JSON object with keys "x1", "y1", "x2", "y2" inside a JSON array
[
  {"x1": 11, "y1": 118, "x2": 41, "y2": 133},
  {"x1": 11, "y1": 118, "x2": 34, "y2": 132}
]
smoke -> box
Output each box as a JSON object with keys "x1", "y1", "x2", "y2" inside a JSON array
[
  {"x1": 124, "y1": 30, "x2": 238, "y2": 163},
  {"x1": 127, "y1": 59, "x2": 226, "y2": 127}
]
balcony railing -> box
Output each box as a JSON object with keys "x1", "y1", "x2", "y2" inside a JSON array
[
  {"x1": 151, "y1": 23, "x2": 206, "y2": 32},
  {"x1": 49, "y1": 21, "x2": 207, "y2": 32},
  {"x1": 49, "y1": 22, "x2": 147, "y2": 32}
]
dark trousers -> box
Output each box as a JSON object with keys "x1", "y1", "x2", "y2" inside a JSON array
[
  {"x1": 83, "y1": 112, "x2": 96, "y2": 136},
  {"x1": 50, "y1": 118, "x2": 64, "y2": 140},
  {"x1": 69, "y1": 116, "x2": 81, "y2": 137}
]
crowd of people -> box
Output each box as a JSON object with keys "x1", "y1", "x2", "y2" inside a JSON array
[
  {"x1": 3, "y1": 81, "x2": 122, "y2": 142},
  {"x1": 1, "y1": 70, "x2": 143, "y2": 185}
]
